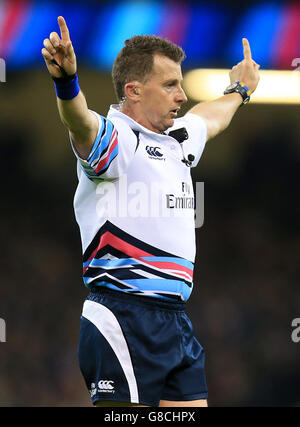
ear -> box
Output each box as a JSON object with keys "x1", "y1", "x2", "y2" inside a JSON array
[{"x1": 124, "y1": 82, "x2": 141, "y2": 101}]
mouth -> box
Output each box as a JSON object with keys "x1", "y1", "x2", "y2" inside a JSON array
[{"x1": 169, "y1": 107, "x2": 180, "y2": 118}]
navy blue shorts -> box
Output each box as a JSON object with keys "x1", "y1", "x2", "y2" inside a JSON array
[{"x1": 78, "y1": 288, "x2": 208, "y2": 406}]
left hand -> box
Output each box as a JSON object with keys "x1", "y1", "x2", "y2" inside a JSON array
[{"x1": 229, "y1": 38, "x2": 260, "y2": 94}]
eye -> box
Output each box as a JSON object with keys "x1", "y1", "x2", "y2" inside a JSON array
[{"x1": 165, "y1": 82, "x2": 175, "y2": 89}]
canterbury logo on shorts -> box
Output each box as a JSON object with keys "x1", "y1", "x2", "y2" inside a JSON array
[
  {"x1": 90, "y1": 380, "x2": 115, "y2": 396},
  {"x1": 98, "y1": 380, "x2": 114, "y2": 390}
]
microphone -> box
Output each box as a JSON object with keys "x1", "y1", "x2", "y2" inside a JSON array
[
  {"x1": 181, "y1": 154, "x2": 195, "y2": 167},
  {"x1": 168, "y1": 127, "x2": 194, "y2": 167},
  {"x1": 168, "y1": 127, "x2": 188, "y2": 143}
]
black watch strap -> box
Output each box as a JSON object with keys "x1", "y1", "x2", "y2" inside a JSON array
[{"x1": 224, "y1": 81, "x2": 251, "y2": 105}]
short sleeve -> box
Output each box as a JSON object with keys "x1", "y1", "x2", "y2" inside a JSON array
[{"x1": 70, "y1": 110, "x2": 138, "y2": 182}]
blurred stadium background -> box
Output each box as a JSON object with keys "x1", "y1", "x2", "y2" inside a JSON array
[{"x1": 1, "y1": 0, "x2": 300, "y2": 406}]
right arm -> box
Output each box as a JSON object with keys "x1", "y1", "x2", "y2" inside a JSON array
[{"x1": 41, "y1": 16, "x2": 97, "y2": 159}]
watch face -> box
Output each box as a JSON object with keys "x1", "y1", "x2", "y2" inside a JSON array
[{"x1": 227, "y1": 82, "x2": 239, "y2": 91}]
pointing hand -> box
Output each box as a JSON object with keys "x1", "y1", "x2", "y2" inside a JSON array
[
  {"x1": 229, "y1": 38, "x2": 260, "y2": 94},
  {"x1": 41, "y1": 16, "x2": 77, "y2": 78}
]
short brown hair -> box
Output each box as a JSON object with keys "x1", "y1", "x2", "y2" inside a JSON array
[{"x1": 112, "y1": 35, "x2": 186, "y2": 102}]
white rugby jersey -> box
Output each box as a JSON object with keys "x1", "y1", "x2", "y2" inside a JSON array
[{"x1": 71, "y1": 104, "x2": 207, "y2": 302}]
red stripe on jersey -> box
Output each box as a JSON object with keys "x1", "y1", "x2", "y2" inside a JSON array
[
  {"x1": 87, "y1": 231, "x2": 153, "y2": 263},
  {"x1": 139, "y1": 259, "x2": 193, "y2": 280},
  {"x1": 94, "y1": 129, "x2": 118, "y2": 173}
]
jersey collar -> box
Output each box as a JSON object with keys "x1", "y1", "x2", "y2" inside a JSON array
[{"x1": 107, "y1": 104, "x2": 168, "y2": 138}]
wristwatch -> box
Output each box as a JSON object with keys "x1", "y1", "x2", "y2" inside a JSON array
[{"x1": 224, "y1": 81, "x2": 251, "y2": 105}]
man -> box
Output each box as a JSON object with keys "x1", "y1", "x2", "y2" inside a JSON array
[{"x1": 42, "y1": 16, "x2": 260, "y2": 407}]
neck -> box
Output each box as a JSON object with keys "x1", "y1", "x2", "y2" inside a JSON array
[{"x1": 120, "y1": 102, "x2": 161, "y2": 134}]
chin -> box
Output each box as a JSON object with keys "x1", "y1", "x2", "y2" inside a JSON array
[
  {"x1": 154, "y1": 119, "x2": 174, "y2": 133},
  {"x1": 167, "y1": 118, "x2": 174, "y2": 129},
  {"x1": 162, "y1": 118, "x2": 174, "y2": 129}
]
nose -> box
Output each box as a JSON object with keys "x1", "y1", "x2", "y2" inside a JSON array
[{"x1": 177, "y1": 85, "x2": 188, "y2": 103}]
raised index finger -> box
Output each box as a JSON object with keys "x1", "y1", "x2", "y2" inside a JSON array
[
  {"x1": 57, "y1": 16, "x2": 70, "y2": 43},
  {"x1": 242, "y1": 38, "x2": 252, "y2": 61}
]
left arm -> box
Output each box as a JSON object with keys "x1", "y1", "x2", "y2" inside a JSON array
[{"x1": 188, "y1": 38, "x2": 260, "y2": 141}]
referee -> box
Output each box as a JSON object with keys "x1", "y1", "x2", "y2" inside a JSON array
[{"x1": 42, "y1": 16, "x2": 260, "y2": 407}]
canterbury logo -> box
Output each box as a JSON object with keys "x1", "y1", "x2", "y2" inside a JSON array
[
  {"x1": 145, "y1": 145, "x2": 163, "y2": 157},
  {"x1": 98, "y1": 380, "x2": 114, "y2": 390}
]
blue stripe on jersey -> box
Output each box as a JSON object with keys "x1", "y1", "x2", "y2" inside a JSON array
[
  {"x1": 78, "y1": 116, "x2": 118, "y2": 180},
  {"x1": 88, "y1": 119, "x2": 115, "y2": 165},
  {"x1": 93, "y1": 279, "x2": 193, "y2": 302},
  {"x1": 85, "y1": 281, "x2": 192, "y2": 302},
  {"x1": 125, "y1": 278, "x2": 192, "y2": 300},
  {"x1": 86, "y1": 117, "x2": 105, "y2": 162},
  {"x1": 84, "y1": 258, "x2": 140, "y2": 268},
  {"x1": 79, "y1": 141, "x2": 118, "y2": 179}
]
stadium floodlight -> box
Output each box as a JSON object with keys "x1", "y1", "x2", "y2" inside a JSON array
[{"x1": 183, "y1": 68, "x2": 300, "y2": 104}]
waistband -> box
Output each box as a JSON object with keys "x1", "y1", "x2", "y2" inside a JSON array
[{"x1": 88, "y1": 286, "x2": 186, "y2": 312}]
